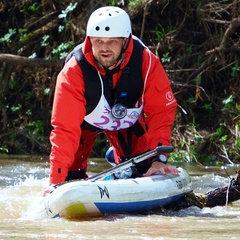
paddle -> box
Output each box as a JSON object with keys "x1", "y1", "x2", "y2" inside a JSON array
[{"x1": 88, "y1": 145, "x2": 174, "y2": 181}]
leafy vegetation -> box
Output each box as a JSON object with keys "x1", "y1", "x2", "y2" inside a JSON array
[{"x1": 0, "y1": 0, "x2": 239, "y2": 164}]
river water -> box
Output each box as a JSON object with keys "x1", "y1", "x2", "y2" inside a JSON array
[{"x1": 0, "y1": 155, "x2": 240, "y2": 240}]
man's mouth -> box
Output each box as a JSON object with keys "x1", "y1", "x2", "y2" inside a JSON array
[{"x1": 100, "y1": 52, "x2": 112, "y2": 58}]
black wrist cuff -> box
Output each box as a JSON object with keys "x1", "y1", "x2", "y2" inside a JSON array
[{"x1": 151, "y1": 154, "x2": 168, "y2": 164}]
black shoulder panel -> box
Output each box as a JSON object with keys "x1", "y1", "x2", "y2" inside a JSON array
[{"x1": 64, "y1": 38, "x2": 145, "y2": 114}]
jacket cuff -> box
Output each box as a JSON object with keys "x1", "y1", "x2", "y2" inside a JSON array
[
  {"x1": 49, "y1": 166, "x2": 68, "y2": 185},
  {"x1": 151, "y1": 154, "x2": 168, "y2": 164}
]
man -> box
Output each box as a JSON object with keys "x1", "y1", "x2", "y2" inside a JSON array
[{"x1": 48, "y1": 6, "x2": 179, "y2": 187}]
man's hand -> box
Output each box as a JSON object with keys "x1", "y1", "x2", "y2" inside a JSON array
[
  {"x1": 42, "y1": 185, "x2": 56, "y2": 197},
  {"x1": 143, "y1": 161, "x2": 179, "y2": 177}
]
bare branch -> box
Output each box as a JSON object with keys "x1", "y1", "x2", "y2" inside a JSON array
[
  {"x1": 206, "y1": 17, "x2": 240, "y2": 55},
  {"x1": 0, "y1": 54, "x2": 61, "y2": 68}
]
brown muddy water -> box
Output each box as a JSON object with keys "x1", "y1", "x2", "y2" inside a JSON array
[{"x1": 0, "y1": 156, "x2": 240, "y2": 240}]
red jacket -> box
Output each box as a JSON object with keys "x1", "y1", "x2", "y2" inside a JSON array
[{"x1": 49, "y1": 36, "x2": 178, "y2": 184}]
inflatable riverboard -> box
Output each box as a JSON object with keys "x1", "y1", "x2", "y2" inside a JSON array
[{"x1": 31, "y1": 167, "x2": 192, "y2": 219}]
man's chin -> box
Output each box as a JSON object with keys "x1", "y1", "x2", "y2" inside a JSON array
[
  {"x1": 96, "y1": 57, "x2": 117, "y2": 68},
  {"x1": 101, "y1": 61, "x2": 115, "y2": 68}
]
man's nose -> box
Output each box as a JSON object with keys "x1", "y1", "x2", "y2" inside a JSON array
[{"x1": 101, "y1": 42, "x2": 110, "y2": 51}]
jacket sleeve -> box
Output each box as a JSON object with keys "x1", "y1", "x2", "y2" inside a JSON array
[
  {"x1": 49, "y1": 57, "x2": 86, "y2": 185},
  {"x1": 142, "y1": 49, "x2": 178, "y2": 150}
]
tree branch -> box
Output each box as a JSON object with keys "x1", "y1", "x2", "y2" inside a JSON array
[
  {"x1": 0, "y1": 54, "x2": 61, "y2": 68},
  {"x1": 206, "y1": 17, "x2": 240, "y2": 55}
]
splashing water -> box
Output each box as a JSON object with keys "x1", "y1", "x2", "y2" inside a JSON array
[{"x1": 1, "y1": 157, "x2": 240, "y2": 240}]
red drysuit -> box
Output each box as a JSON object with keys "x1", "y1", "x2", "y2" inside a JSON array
[{"x1": 49, "y1": 36, "x2": 178, "y2": 185}]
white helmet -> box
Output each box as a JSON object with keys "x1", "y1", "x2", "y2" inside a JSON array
[{"x1": 86, "y1": 6, "x2": 132, "y2": 38}]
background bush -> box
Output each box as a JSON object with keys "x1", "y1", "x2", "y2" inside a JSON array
[{"x1": 0, "y1": 0, "x2": 239, "y2": 164}]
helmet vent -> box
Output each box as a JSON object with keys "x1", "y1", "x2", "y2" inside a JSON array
[{"x1": 105, "y1": 26, "x2": 110, "y2": 31}]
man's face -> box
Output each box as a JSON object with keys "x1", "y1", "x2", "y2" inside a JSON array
[{"x1": 90, "y1": 37, "x2": 126, "y2": 68}]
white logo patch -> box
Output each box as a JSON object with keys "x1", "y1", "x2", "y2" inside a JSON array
[{"x1": 166, "y1": 91, "x2": 174, "y2": 101}]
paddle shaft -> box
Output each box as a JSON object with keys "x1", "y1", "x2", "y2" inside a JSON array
[{"x1": 88, "y1": 146, "x2": 174, "y2": 181}]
